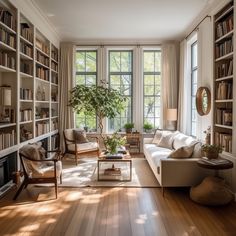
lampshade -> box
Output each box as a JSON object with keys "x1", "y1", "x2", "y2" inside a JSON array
[
  {"x1": 0, "y1": 87, "x2": 12, "y2": 106},
  {"x1": 167, "y1": 109, "x2": 177, "y2": 121}
]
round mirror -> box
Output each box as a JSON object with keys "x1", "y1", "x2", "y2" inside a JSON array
[{"x1": 196, "y1": 87, "x2": 211, "y2": 116}]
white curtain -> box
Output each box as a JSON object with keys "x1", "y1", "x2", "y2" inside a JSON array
[
  {"x1": 59, "y1": 43, "x2": 76, "y2": 149},
  {"x1": 161, "y1": 44, "x2": 179, "y2": 129}
]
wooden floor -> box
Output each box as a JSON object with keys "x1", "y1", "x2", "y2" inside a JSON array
[{"x1": 0, "y1": 186, "x2": 236, "y2": 236}]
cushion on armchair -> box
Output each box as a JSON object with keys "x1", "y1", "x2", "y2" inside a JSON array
[
  {"x1": 67, "y1": 142, "x2": 99, "y2": 152},
  {"x1": 73, "y1": 130, "x2": 89, "y2": 143}
]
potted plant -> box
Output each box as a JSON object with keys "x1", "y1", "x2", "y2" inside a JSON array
[
  {"x1": 104, "y1": 132, "x2": 126, "y2": 154},
  {"x1": 201, "y1": 144, "x2": 223, "y2": 159},
  {"x1": 124, "y1": 122, "x2": 134, "y2": 133},
  {"x1": 69, "y1": 82, "x2": 126, "y2": 141},
  {"x1": 143, "y1": 122, "x2": 153, "y2": 133}
]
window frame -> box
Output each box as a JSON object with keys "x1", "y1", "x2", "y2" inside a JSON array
[
  {"x1": 143, "y1": 49, "x2": 161, "y2": 129},
  {"x1": 108, "y1": 49, "x2": 133, "y2": 132},
  {"x1": 75, "y1": 49, "x2": 98, "y2": 130}
]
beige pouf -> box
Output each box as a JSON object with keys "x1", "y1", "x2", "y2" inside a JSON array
[{"x1": 190, "y1": 176, "x2": 234, "y2": 206}]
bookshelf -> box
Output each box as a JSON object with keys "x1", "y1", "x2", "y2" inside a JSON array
[
  {"x1": 213, "y1": 0, "x2": 234, "y2": 154},
  {"x1": 0, "y1": 1, "x2": 59, "y2": 163}
]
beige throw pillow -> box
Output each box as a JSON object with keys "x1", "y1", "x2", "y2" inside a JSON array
[
  {"x1": 152, "y1": 129, "x2": 163, "y2": 144},
  {"x1": 157, "y1": 132, "x2": 174, "y2": 149},
  {"x1": 73, "y1": 130, "x2": 89, "y2": 143},
  {"x1": 168, "y1": 145, "x2": 195, "y2": 158}
]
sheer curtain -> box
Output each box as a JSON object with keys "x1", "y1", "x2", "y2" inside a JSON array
[
  {"x1": 59, "y1": 43, "x2": 76, "y2": 149},
  {"x1": 161, "y1": 44, "x2": 179, "y2": 129}
]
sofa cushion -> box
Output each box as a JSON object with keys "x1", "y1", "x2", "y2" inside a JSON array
[
  {"x1": 73, "y1": 130, "x2": 89, "y2": 143},
  {"x1": 192, "y1": 142, "x2": 202, "y2": 158},
  {"x1": 168, "y1": 145, "x2": 195, "y2": 159},
  {"x1": 68, "y1": 142, "x2": 99, "y2": 153},
  {"x1": 173, "y1": 132, "x2": 196, "y2": 150},
  {"x1": 158, "y1": 131, "x2": 177, "y2": 149},
  {"x1": 152, "y1": 129, "x2": 163, "y2": 144}
]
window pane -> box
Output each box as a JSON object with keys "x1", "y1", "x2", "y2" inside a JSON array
[
  {"x1": 144, "y1": 86, "x2": 154, "y2": 96},
  {"x1": 144, "y1": 75, "x2": 154, "y2": 85},
  {"x1": 110, "y1": 52, "x2": 121, "y2": 72},
  {"x1": 86, "y1": 51, "x2": 96, "y2": 72},
  {"x1": 76, "y1": 52, "x2": 85, "y2": 72},
  {"x1": 85, "y1": 75, "x2": 96, "y2": 86},
  {"x1": 110, "y1": 75, "x2": 120, "y2": 86},
  {"x1": 192, "y1": 43, "x2": 197, "y2": 69},
  {"x1": 76, "y1": 75, "x2": 85, "y2": 84},
  {"x1": 144, "y1": 52, "x2": 154, "y2": 72},
  {"x1": 121, "y1": 51, "x2": 132, "y2": 72},
  {"x1": 154, "y1": 52, "x2": 161, "y2": 72}
]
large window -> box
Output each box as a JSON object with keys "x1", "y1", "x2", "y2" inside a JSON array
[
  {"x1": 75, "y1": 50, "x2": 97, "y2": 131},
  {"x1": 191, "y1": 42, "x2": 198, "y2": 136},
  {"x1": 143, "y1": 50, "x2": 161, "y2": 128},
  {"x1": 108, "y1": 50, "x2": 133, "y2": 131}
]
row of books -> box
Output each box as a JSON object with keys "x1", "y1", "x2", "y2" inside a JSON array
[
  {"x1": 20, "y1": 23, "x2": 33, "y2": 43},
  {"x1": 51, "y1": 119, "x2": 58, "y2": 131},
  {"x1": 20, "y1": 109, "x2": 32, "y2": 122},
  {"x1": 51, "y1": 90, "x2": 58, "y2": 102},
  {"x1": 35, "y1": 107, "x2": 49, "y2": 119},
  {"x1": 36, "y1": 66, "x2": 49, "y2": 81},
  {"x1": 0, "y1": 8, "x2": 16, "y2": 31},
  {"x1": 51, "y1": 49, "x2": 58, "y2": 62},
  {"x1": 215, "y1": 109, "x2": 232, "y2": 126},
  {"x1": 36, "y1": 121, "x2": 50, "y2": 136},
  {"x1": 51, "y1": 61, "x2": 58, "y2": 72},
  {"x1": 215, "y1": 60, "x2": 233, "y2": 79},
  {"x1": 215, "y1": 38, "x2": 233, "y2": 58},
  {"x1": 36, "y1": 51, "x2": 49, "y2": 67},
  {"x1": 216, "y1": 15, "x2": 233, "y2": 39},
  {"x1": 20, "y1": 125, "x2": 33, "y2": 142},
  {"x1": 20, "y1": 41, "x2": 33, "y2": 58},
  {"x1": 51, "y1": 73, "x2": 58, "y2": 84},
  {"x1": 20, "y1": 88, "x2": 33, "y2": 100},
  {"x1": 36, "y1": 38, "x2": 50, "y2": 55},
  {"x1": 0, "y1": 51, "x2": 15, "y2": 69},
  {"x1": 20, "y1": 61, "x2": 33, "y2": 75},
  {"x1": 0, "y1": 129, "x2": 15, "y2": 151},
  {"x1": 0, "y1": 27, "x2": 15, "y2": 48},
  {"x1": 214, "y1": 132, "x2": 232, "y2": 153},
  {"x1": 216, "y1": 81, "x2": 232, "y2": 100},
  {"x1": 51, "y1": 134, "x2": 59, "y2": 150}
]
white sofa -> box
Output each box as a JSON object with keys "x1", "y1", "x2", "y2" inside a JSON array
[{"x1": 143, "y1": 131, "x2": 212, "y2": 190}]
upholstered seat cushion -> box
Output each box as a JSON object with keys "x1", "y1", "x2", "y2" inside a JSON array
[
  {"x1": 67, "y1": 142, "x2": 99, "y2": 153},
  {"x1": 30, "y1": 161, "x2": 62, "y2": 178}
]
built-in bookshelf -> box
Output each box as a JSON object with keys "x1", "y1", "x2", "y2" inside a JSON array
[{"x1": 214, "y1": 0, "x2": 234, "y2": 154}]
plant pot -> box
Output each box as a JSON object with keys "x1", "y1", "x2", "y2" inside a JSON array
[
  {"x1": 126, "y1": 128, "x2": 132, "y2": 133},
  {"x1": 205, "y1": 151, "x2": 219, "y2": 159}
]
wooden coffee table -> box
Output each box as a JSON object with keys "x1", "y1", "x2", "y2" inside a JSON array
[{"x1": 97, "y1": 151, "x2": 132, "y2": 181}]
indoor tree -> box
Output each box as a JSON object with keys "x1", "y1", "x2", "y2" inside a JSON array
[{"x1": 68, "y1": 82, "x2": 126, "y2": 139}]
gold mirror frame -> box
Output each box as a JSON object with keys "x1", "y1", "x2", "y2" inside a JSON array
[{"x1": 196, "y1": 87, "x2": 211, "y2": 116}]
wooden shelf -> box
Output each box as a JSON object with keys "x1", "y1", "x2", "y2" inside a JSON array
[
  {"x1": 215, "y1": 124, "x2": 233, "y2": 129},
  {"x1": 20, "y1": 52, "x2": 33, "y2": 61},
  {"x1": 35, "y1": 77, "x2": 50, "y2": 84},
  {"x1": 215, "y1": 5, "x2": 234, "y2": 22},
  {"x1": 0, "y1": 65, "x2": 16, "y2": 72},
  {"x1": 51, "y1": 82, "x2": 58, "y2": 86},
  {"x1": 20, "y1": 99, "x2": 33, "y2": 103},
  {"x1": 215, "y1": 99, "x2": 233, "y2": 103},
  {"x1": 0, "y1": 41, "x2": 16, "y2": 52},
  {"x1": 20, "y1": 72, "x2": 33, "y2": 78},
  {"x1": 215, "y1": 30, "x2": 234, "y2": 43},
  {"x1": 215, "y1": 52, "x2": 233, "y2": 62},
  {"x1": 36, "y1": 61, "x2": 50, "y2": 69},
  {"x1": 0, "y1": 123, "x2": 16, "y2": 129},
  {"x1": 35, "y1": 100, "x2": 50, "y2": 103},
  {"x1": 51, "y1": 69, "x2": 58, "y2": 74},
  {"x1": 20, "y1": 120, "x2": 33, "y2": 125},
  {"x1": 51, "y1": 58, "x2": 58, "y2": 64},
  {"x1": 51, "y1": 116, "x2": 58, "y2": 119},
  {"x1": 20, "y1": 35, "x2": 33, "y2": 46},
  {"x1": 35, "y1": 118, "x2": 50, "y2": 122},
  {"x1": 36, "y1": 47, "x2": 50, "y2": 58},
  {"x1": 0, "y1": 21, "x2": 16, "y2": 34},
  {"x1": 215, "y1": 75, "x2": 233, "y2": 82}
]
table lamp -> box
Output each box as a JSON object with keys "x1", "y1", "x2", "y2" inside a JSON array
[
  {"x1": 166, "y1": 108, "x2": 177, "y2": 130},
  {"x1": 0, "y1": 86, "x2": 12, "y2": 123}
]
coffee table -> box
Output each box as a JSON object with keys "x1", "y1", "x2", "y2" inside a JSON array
[{"x1": 97, "y1": 151, "x2": 132, "y2": 181}]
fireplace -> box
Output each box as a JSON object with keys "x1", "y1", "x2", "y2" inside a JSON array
[{"x1": 0, "y1": 152, "x2": 17, "y2": 189}]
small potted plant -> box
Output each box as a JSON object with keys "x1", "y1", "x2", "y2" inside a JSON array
[
  {"x1": 201, "y1": 144, "x2": 223, "y2": 159},
  {"x1": 124, "y1": 122, "x2": 134, "y2": 133},
  {"x1": 143, "y1": 122, "x2": 153, "y2": 133},
  {"x1": 104, "y1": 132, "x2": 126, "y2": 154}
]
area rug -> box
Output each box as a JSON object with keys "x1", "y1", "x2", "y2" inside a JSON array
[{"x1": 60, "y1": 157, "x2": 160, "y2": 188}]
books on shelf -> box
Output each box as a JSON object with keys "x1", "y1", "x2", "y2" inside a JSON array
[
  {"x1": 36, "y1": 38, "x2": 49, "y2": 55},
  {"x1": 36, "y1": 121, "x2": 49, "y2": 136},
  {"x1": 215, "y1": 109, "x2": 232, "y2": 126},
  {"x1": 36, "y1": 50, "x2": 49, "y2": 66},
  {"x1": 20, "y1": 88, "x2": 33, "y2": 100},
  {"x1": 20, "y1": 109, "x2": 32, "y2": 122},
  {"x1": 215, "y1": 38, "x2": 233, "y2": 58},
  {"x1": 0, "y1": 7, "x2": 16, "y2": 31},
  {"x1": 216, "y1": 60, "x2": 233, "y2": 79},
  {"x1": 216, "y1": 81, "x2": 232, "y2": 99},
  {"x1": 36, "y1": 65, "x2": 49, "y2": 81},
  {"x1": 20, "y1": 61, "x2": 33, "y2": 75},
  {"x1": 20, "y1": 41, "x2": 33, "y2": 58},
  {"x1": 0, "y1": 129, "x2": 15, "y2": 150},
  {"x1": 51, "y1": 134, "x2": 59, "y2": 150},
  {"x1": 0, "y1": 27, "x2": 15, "y2": 48},
  {"x1": 20, "y1": 125, "x2": 33, "y2": 142},
  {"x1": 51, "y1": 46, "x2": 58, "y2": 62},
  {"x1": 51, "y1": 119, "x2": 58, "y2": 131},
  {"x1": 0, "y1": 51, "x2": 15, "y2": 69},
  {"x1": 51, "y1": 61, "x2": 58, "y2": 72},
  {"x1": 51, "y1": 72, "x2": 58, "y2": 84},
  {"x1": 214, "y1": 132, "x2": 232, "y2": 153},
  {"x1": 216, "y1": 15, "x2": 234, "y2": 39},
  {"x1": 20, "y1": 23, "x2": 33, "y2": 43}
]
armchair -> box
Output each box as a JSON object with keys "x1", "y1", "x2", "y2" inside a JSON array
[
  {"x1": 63, "y1": 129, "x2": 100, "y2": 165},
  {"x1": 13, "y1": 143, "x2": 62, "y2": 200}
]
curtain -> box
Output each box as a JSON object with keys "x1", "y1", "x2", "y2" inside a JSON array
[
  {"x1": 59, "y1": 43, "x2": 76, "y2": 150},
  {"x1": 177, "y1": 40, "x2": 190, "y2": 133},
  {"x1": 161, "y1": 44, "x2": 179, "y2": 129}
]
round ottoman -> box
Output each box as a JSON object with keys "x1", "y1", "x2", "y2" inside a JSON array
[{"x1": 190, "y1": 176, "x2": 234, "y2": 206}]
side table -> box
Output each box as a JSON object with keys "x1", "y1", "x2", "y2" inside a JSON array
[{"x1": 190, "y1": 158, "x2": 234, "y2": 206}]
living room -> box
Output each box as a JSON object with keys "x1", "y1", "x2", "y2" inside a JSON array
[{"x1": 0, "y1": 0, "x2": 236, "y2": 235}]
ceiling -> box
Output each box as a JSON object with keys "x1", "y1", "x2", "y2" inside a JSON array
[{"x1": 32, "y1": 0, "x2": 216, "y2": 42}]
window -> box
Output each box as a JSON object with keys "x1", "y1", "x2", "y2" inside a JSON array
[
  {"x1": 143, "y1": 50, "x2": 161, "y2": 128},
  {"x1": 108, "y1": 50, "x2": 133, "y2": 131},
  {"x1": 75, "y1": 50, "x2": 97, "y2": 131},
  {"x1": 191, "y1": 42, "x2": 198, "y2": 136}
]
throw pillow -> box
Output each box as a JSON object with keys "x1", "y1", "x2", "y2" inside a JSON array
[
  {"x1": 152, "y1": 129, "x2": 163, "y2": 144},
  {"x1": 73, "y1": 130, "x2": 89, "y2": 143},
  {"x1": 168, "y1": 145, "x2": 195, "y2": 158},
  {"x1": 157, "y1": 132, "x2": 175, "y2": 149}
]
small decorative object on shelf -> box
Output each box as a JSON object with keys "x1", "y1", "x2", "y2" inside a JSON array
[
  {"x1": 203, "y1": 126, "x2": 211, "y2": 145},
  {"x1": 124, "y1": 122, "x2": 134, "y2": 133},
  {"x1": 143, "y1": 122, "x2": 153, "y2": 133},
  {"x1": 201, "y1": 144, "x2": 223, "y2": 159}
]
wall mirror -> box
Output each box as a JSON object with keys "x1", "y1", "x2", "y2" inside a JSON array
[{"x1": 196, "y1": 87, "x2": 211, "y2": 116}]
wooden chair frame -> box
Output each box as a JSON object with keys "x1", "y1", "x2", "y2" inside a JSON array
[
  {"x1": 13, "y1": 150, "x2": 62, "y2": 200},
  {"x1": 63, "y1": 131, "x2": 100, "y2": 165}
]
